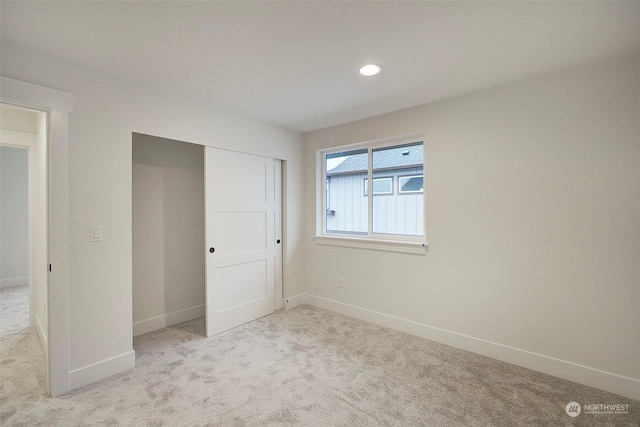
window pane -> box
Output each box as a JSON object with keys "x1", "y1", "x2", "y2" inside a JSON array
[
  {"x1": 325, "y1": 148, "x2": 367, "y2": 235},
  {"x1": 373, "y1": 178, "x2": 392, "y2": 194},
  {"x1": 399, "y1": 176, "x2": 423, "y2": 193},
  {"x1": 372, "y1": 143, "x2": 423, "y2": 236}
]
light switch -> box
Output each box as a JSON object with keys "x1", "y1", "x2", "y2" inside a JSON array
[{"x1": 90, "y1": 226, "x2": 103, "y2": 242}]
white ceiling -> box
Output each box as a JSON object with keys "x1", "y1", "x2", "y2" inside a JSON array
[{"x1": 2, "y1": 1, "x2": 639, "y2": 132}]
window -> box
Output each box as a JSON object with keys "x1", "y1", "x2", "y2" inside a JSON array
[
  {"x1": 364, "y1": 177, "x2": 393, "y2": 196},
  {"x1": 319, "y1": 136, "x2": 426, "y2": 251},
  {"x1": 399, "y1": 175, "x2": 423, "y2": 194}
]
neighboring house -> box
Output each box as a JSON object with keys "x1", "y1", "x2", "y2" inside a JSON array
[{"x1": 326, "y1": 144, "x2": 423, "y2": 236}]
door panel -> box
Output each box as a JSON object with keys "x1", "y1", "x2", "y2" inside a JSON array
[
  {"x1": 205, "y1": 147, "x2": 277, "y2": 336},
  {"x1": 215, "y1": 150, "x2": 268, "y2": 205},
  {"x1": 217, "y1": 260, "x2": 267, "y2": 311},
  {"x1": 216, "y1": 212, "x2": 267, "y2": 255}
]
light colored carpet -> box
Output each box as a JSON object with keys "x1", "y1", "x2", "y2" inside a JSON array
[
  {"x1": 1, "y1": 285, "x2": 639, "y2": 426},
  {"x1": 0, "y1": 285, "x2": 48, "y2": 410}
]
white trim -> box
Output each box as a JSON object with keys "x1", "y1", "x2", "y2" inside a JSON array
[
  {"x1": 35, "y1": 313, "x2": 48, "y2": 355},
  {"x1": 319, "y1": 135, "x2": 426, "y2": 247},
  {"x1": 0, "y1": 129, "x2": 37, "y2": 147},
  {"x1": 133, "y1": 304, "x2": 205, "y2": 336},
  {"x1": 284, "y1": 293, "x2": 306, "y2": 310},
  {"x1": 315, "y1": 235, "x2": 428, "y2": 255},
  {"x1": 274, "y1": 159, "x2": 284, "y2": 310},
  {"x1": 0, "y1": 276, "x2": 29, "y2": 288},
  {"x1": 69, "y1": 351, "x2": 135, "y2": 390},
  {"x1": 0, "y1": 77, "x2": 73, "y2": 113},
  {"x1": 321, "y1": 133, "x2": 425, "y2": 154},
  {"x1": 304, "y1": 294, "x2": 640, "y2": 401}
]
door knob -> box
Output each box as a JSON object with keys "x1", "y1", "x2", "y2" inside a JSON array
[
  {"x1": 209, "y1": 247, "x2": 215, "y2": 253},
  {"x1": 276, "y1": 239, "x2": 281, "y2": 244}
]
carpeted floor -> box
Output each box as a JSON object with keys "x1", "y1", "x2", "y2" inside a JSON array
[
  {"x1": 1, "y1": 285, "x2": 639, "y2": 426},
  {"x1": 0, "y1": 285, "x2": 48, "y2": 411}
]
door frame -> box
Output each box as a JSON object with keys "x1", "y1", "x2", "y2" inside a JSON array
[
  {"x1": 274, "y1": 159, "x2": 284, "y2": 310},
  {"x1": 1, "y1": 76, "x2": 73, "y2": 397}
]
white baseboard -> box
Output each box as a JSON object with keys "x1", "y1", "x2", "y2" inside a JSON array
[
  {"x1": 304, "y1": 294, "x2": 640, "y2": 401},
  {"x1": 133, "y1": 304, "x2": 205, "y2": 337},
  {"x1": 69, "y1": 350, "x2": 135, "y2": 391},
  {"x1": 284, "y1": 294, "x2": 306, "y2": 310},
  {"x1": 35, "y1": 313, "x2": 48, "y2": 358},
  {"x1": 0, "y1": 276, "x2": 29, "y2": 289}
]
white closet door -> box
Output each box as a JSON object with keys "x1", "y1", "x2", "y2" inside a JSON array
[{"x1": 205, "y1": 147, "x2": 277, "y2": 336}]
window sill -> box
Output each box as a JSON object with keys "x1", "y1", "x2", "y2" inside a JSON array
[{"x1": 314, "y1": 235, "x2": 428, "y2": 255}]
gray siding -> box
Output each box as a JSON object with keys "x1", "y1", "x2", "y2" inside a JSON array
[
  {"x1": 326, "y1": 172, "x2": 368, "y2": 233},
  {"x1": 326, "y1": 167, "x2": 423, "y2": 236}
]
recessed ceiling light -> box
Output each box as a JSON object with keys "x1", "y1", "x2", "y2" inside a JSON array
[{"x1": 359, "y1": 64, "x2": 382, "y2": 77}]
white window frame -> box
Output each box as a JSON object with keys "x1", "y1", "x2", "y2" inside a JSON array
[
  {"x1": 398, "y1": 175, "x2": 424, "y2": 194},
  {"x1": 315, "y1": 133, "x2": 428, "y2": 254}
]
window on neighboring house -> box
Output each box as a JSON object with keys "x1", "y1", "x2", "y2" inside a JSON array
[
  {"x1": 321, "y1": 137, "x2": 425, "y2": 247},
  {"x1": 364, "y1": 177, "x2": 393, "y2": 196},
  {"x1": 399, "y1": 175, "x2": 424, "y2": 194}
]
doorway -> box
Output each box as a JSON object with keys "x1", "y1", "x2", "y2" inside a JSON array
[
  {"x1": 1, "y1": 76, "x2": 72, "y2": 397},
  {"x1": 0, "y1": 104, "x2": 48, "y2": 401},
  {"x1": 132, "y1": 133, "x2": 206, "y2": 336}
]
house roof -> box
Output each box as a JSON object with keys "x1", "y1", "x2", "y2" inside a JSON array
[{"x1": 327, "y1": 144, "x2": 423, "y2": 175}]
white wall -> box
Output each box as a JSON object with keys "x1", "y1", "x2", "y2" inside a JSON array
[
  {"x1": 1, "y1": 44, "x2": 305, "y2": 390},
  {"x1": 303, "y1": 56, "x2": 640, "y2": 399},
  {"x1": 132, "y1": 134, "x2": 205, "y2": 336},
  {"x1": 0, "y1": 146, "x2": 29, "y2": 287}
]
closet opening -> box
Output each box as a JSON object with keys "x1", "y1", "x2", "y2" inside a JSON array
[{"x1": 132, "y1": 133, "x2": 206, "y2": 337}]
